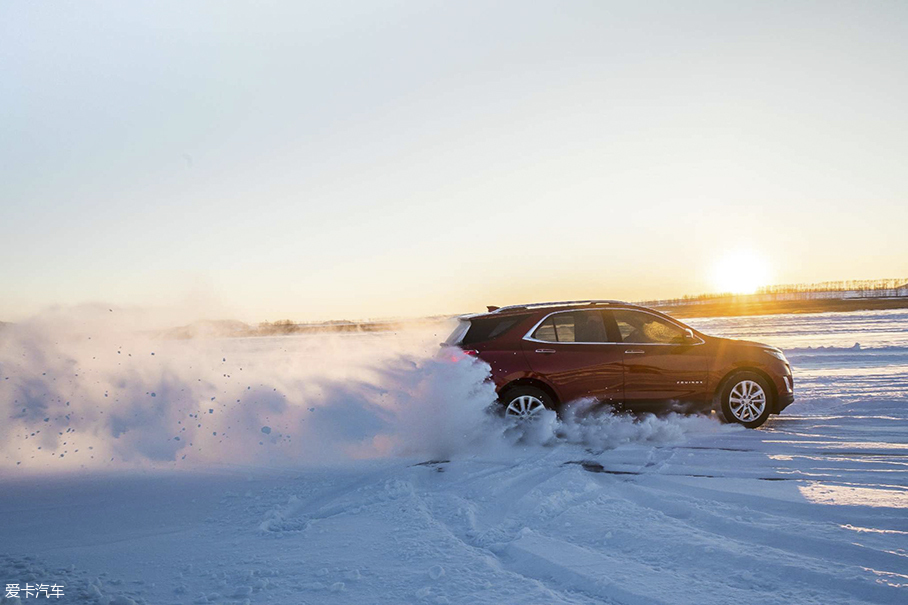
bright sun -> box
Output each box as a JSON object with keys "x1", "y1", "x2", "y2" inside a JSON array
[{"x1": 711, "y1": 250, "x2": 771, "y2": 295}]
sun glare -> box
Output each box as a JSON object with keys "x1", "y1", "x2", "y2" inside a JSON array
[{"x1": 711, "y1": 250, "x2": 771, "y2": 295}]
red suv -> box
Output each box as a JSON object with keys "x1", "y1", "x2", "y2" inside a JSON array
[{"x1": 445, "y1": 300, "x2": 793, "y2": 428}]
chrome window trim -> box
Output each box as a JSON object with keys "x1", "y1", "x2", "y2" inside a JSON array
[{"x1": 522, "y1": 308, "x2": 705, "y2": 346}]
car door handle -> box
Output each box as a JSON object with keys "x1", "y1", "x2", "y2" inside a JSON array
[
  {"x1": 535, "y1": 349, "x2": 556, "y2": 354},
  {"x1": 625, "y1": 349, "x2": 645, "y2": 354}
]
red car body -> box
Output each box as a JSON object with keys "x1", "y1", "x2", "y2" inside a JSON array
[{"x1": 446, "y1": 301, "x2": 794, "y2": 424}]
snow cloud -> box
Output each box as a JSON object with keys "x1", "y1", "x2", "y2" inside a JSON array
[{"x1": 0, "y1": 306, "x2": 717, "y2": 474}]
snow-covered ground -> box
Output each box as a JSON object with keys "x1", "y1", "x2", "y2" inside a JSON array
[{"x1": 1, "y1": 309, "x2": 907, "y2": 604}]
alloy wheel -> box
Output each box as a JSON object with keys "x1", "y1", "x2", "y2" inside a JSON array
[
  {"x1": 728, "y1": 379, "x2": 767, "y2": 423},
  {"x1": 506, "y1": 395, "x2": 546, "y2": 419}
]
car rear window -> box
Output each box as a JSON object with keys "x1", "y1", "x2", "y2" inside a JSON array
[
  {"x1": 460, "y1": 314, "x2": 529, "y2": 345},
  {"x1": 444, "y1": 320, "x2": 471, "y2": 345}
]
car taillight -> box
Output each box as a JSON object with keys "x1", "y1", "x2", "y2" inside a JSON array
[{"x1": 440, "y1": 347, "x2": 480, "y2": 363}]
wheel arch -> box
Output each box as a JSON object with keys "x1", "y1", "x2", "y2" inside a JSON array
[
  {"x1": 498, "y1": 377, "x2": 561, "y2": 408},
  {"x1": 715, "y1": 367, "x2": 780, "y2": 412}
]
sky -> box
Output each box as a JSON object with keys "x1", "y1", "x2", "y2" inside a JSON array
[{"x1": 2, "y1": 0, "x2": 907, "y2": 323}]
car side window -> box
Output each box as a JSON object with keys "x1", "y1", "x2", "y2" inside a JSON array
[
  {"x1": 532, "y1": 311, "x2": 609, "y2": 343},
  {"x1": 612, "y1": 310, "x2": 687, "y2": 344},
  {"x1": 553, "y1": 314, "x2": 576, "y2": 341},
  {"x1": 532, "y1": 317, "x2": 557, "y2": 342}
]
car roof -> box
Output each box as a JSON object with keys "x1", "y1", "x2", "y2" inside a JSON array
[{"x1": 460, "y1": 300, "x2": 650, "y2": 321}]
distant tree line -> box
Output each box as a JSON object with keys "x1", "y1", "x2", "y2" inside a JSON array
[
  {"x1": 644, "y1": 278, "x2": 908, "y2": 307},
  {"x1": 757, "y1": 278, "x2": 908, "y2": 295},
  {"x1": 257, "y1": 319, "x2": 299, "y2": 335},
  {"x1": 255, "y1": 318, "x2": 405, "y2": 335}
]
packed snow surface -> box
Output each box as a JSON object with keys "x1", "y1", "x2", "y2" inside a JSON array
[{"x1": 1, "y1": 308, "x2": 907, "y2": 603}]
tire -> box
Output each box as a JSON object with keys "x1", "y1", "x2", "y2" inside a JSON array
[
  {"x1": 718, "y1": 371, "x2": 772, "y2": 428},
  {"x1": 499, "y1": 386, "x2": 554, "y2": 420}
]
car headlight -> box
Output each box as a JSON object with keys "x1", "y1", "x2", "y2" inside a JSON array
[{"x1": 764, "y1": 349, "x2": 788, "y2": 363}]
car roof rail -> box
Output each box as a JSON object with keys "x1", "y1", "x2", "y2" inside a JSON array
[{"x1": 488, "y1": 300, "x2": 627, "y2": 313}]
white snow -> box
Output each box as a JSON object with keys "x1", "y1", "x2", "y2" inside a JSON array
[{"x1": 1, "y1": 308, "x2": 907, "y2": 603}]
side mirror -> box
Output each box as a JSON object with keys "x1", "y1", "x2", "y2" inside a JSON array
[{"x1": 683, "y1": 328, "x2": 696, "y2": 341}]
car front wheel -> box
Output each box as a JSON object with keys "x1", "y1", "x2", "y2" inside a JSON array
[{"x1": 719, "y1": 372, "x2": 772, "y2": 428}]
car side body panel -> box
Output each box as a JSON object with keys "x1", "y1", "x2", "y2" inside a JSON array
[
  {"x1": 521, "y1": 340, "x2": 624, "y2": 405},
  {"x1": 620, "y1": 342, "x2": 711, "y2": 413}
]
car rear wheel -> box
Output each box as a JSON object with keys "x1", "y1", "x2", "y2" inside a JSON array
[
  {"x1": 500, "y1": 386, "x2": 553, "y2": 420},
  {"x1": 719, "y1": 371, "x2": 772, "y2": 428}
]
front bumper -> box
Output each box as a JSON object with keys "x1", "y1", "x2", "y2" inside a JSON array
[
  {"x1": 776, "y1": 366, "x2": 794, "y2": 412},
  {"x1": 777, "y1": 391, "x2": 795, "y2": 412}
]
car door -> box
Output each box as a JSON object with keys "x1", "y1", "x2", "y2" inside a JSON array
[
  {"x1": 521, "y1": 309, "x2": 624, "y2": 406},
  {"x1": 607, "y1": 309, "x2": 710, "y2": 412}
]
